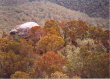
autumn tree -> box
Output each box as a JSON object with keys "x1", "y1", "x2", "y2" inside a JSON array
[
  {"x1": 88, "y1": 26, "x2": 103, "y2": 40},
  {"x1": 67, "y1": 46, "x2": 109, "y2": 78},
  {"x1": 83, "y1": 53, "x2": 109, "y2": 78},
  {"x1": 2, "y1": 31, "x2": 8, "y2": 38},
  {"x1": 68, "y1": 30, "x2": 77, "y2": 45},
  {"x1": 59, "y1": 20, "x2": 88, "y2": 45},
  {"x1": 57, "y1": 45, "x2": 76, "y2": 60},
  {"x1": 44, "y1": 20, "x2": 61, "y2": 36},
  {"x1": 0, "y1": 51, "x2": 31, "y2": 78},
  {"x1": 75, "y1": 20, "x2": 88, "y2": 39},
  {"x1": 88, "y1": 26, "x2": 109, "y2": 52},
  {"x1": 66, "y1": 20, "x2": 88, "y2": 39},
  {"x1": 10, "y1": 71, "x2": 30, "y2": 78},
  {"x1": 0, "y1": 38, "x2": 15, "y2": 52},
  {"x1": 88, "y1": 26, "x2": 97, "y2": 39},
  {"x1": 33, "y1": 52, "x2": 65, "y2": 77},
  {"x1": 18, "y1": 39, "x2": 34, "y2": 57},
  {"x1": 0, "y1": 38, "x2": 34, "y2": 56},
  {"x1": 51, "y1": 71, "x2": 68, "y2": 78},
  {"x1": 2, "y1": 40, "x2": 20, "y2": 53},
  {"x1": 100, "y1": 30, "x2": 109, "y2": 53},
  {"x1": 44, "y1": 20, "x2": 59, "y2": 29},
  {"x1": 60, "y1": 25, "x2": 71, "y2": 45},
  {"x1": 45, "y1": 27, "x2": 60, "y2": 36},
  {"x1": 29, "y1": 26, "x2": 46, "y2": 43},
  {"x1": 36, "y1": 34, "x2": 65, "y2": 54}
]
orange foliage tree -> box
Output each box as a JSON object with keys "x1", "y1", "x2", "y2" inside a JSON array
[
  {"x1": 33, "y1": 52, "x2": 66, "y2": 77},
  {"x1": 29, "y1": 26, "x2": 46, "y2": 43}
]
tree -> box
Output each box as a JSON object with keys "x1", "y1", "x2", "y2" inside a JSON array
[
  {"x1": 0, "y1": 38, "x2": 12, "y2": 52},
  {"x1": 88, "y1": 26, "x2": 103, "y2": 40},
  {"x1": 51, "y1": 71, "x2": 68, "y2": 78},
  {"x1": 45, "y1": 27, "x2": 60, "y2": 36},
  {"x1": 10, "y1": 71, "x2": 30, "y2": 78},
  {"x1": 67, "y1": 46, "x2": 109, "y2": 78},
  {"x1": 0, "y1": 51, "x2": 31, "y2": 78},
  {"x1": 100, "y1": 30, "x2": 109, "y2": 53},
  {"x1": 66, "y1": 20, "x2": 88, "y2": 39},
  {"x1": 60, "y1": 20, "x2": 88, "y2": 45},
  {"x1": 2, "y1": 31, "x2": 8, "y2": 38},
  {"x1": 29, "y1": 26, "x2": 46, "y2": 43},
  {"x1": 88, "y1": 26, "x2": 96, "y2": 39},
  {"x1": 88, "y1": 26, "x2": 109, "y2": 52},
  {"x1": 83, "y1": 53, "x2": 109, "y2": 78},
  {"x1": 57, "y1": 45, "x2": 76, "y2": 60},
  {"x1": 3, "y1": 40, "x2": 20, "y2": 53},
  {"x1": 33, "y1": 52, "x2": 65, "y2": 77},
  {"x1": 44, "y1": 20, "x2": 59, "y2": 29},
  {"x1": 60, "y1": 25, "x2": 71, "y2": 45},
  {"x1": 44, "y1": 20, "x2": 61, "y2": 35},
  {"x1": 68, "y1": 30, "x2": 77, "y2": 45},
  {"x1": 74, "y1": 20, "x2": 88, "y2": 39},
  {"x1": 101, "y1": 30, "x2": 109, "y2": 40},
  {"x1": 36, "y1": 34, "x2": 65, "y2": 53},
  {"x1": 17, "y1": 39, "x2": 34, "y2": 57},
  {"x1": 0, "y1": 38, "x2": 34, "y2": 56}
]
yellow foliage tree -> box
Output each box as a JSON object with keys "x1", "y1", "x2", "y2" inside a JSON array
[
  {"x1": 45, "y1": 27, "x2": 60, "y2": 36},
  {"x1": 11, "y1": 71, "x2": 30, "y2": 78},
  {"x1": 36, "y1": 34, "x2": 65, "y2": 53},
  {"x1": 44, "y1": 20, "x2": 61, "y2": 35},
  {"x1": 0, "y1": 51, "x2": 30, "y2": 77}
]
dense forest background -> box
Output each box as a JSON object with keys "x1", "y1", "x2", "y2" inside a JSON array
[{"x1": 0, "y1": 20, "x2": 109, "y2": 78}]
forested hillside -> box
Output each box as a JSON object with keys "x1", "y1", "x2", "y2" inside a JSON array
[
  {"x1": 0, "y1": 0, "x2": 108, "y2": 19},
  {"x1": 0, "y1": 1, "x2": 108, "y2": 35}
]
